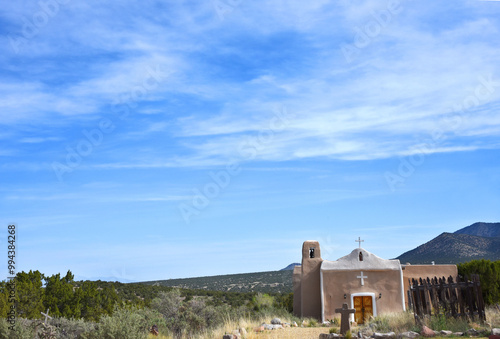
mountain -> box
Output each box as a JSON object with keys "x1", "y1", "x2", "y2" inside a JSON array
[
  {"x1": 280, "y1": 263, "x2": 300, "y2": 271},
  {"x1": 139, "y1": 222, "x2": 500, "y2": 293},
  {"x1": 397, "y1": 222, "x2": 500, "y2": 264},
  {"x1": 141, "y1": 270, "x2": 293, "y2": 293},
  {"x1": 454, "y1": 222, "x2": 500, "y2": 238}
]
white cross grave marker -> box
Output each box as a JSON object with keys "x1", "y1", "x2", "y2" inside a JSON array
[
  {"x1": 41, "y1": 308, "x2": 52, "y2": 325},
  {"x1": 357, "y1": 271, "x2": 368, "y2": 286},
  {"x1": 355, "y1": 237, "x2": 364, "y2": 248}
]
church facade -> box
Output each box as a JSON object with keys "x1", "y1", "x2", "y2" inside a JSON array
[{"x1": 293, "y1": 240, "x2": 458, "y2": 323}]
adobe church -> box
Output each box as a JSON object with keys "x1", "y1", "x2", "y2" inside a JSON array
[{"x1": 293, "y1": 240, "x2": 457, "y2": 323}]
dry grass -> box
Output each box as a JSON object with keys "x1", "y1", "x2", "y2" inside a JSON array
[
  {"x1": 147, "y1": 306, "x2": 500, "y2": 339},
  {"x1": 361, "y1": 311, "x2": 416, "y2": 334},
  {"x1": 166, "y1": 313, "x2": 330, "y2": 339},
  {"x1": 486, "y1": 305, "x2": 500, "y2": 328},
  {"x1": 245, "y1": 327, "x2": 331, "y2": 339}
]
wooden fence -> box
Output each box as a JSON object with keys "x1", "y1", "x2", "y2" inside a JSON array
[{"x1": 408, "y1": 275, "x2": 485, "y2": 322}]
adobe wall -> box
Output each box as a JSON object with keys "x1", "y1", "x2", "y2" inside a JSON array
[
  {"x1": 322, "y1": 270, "x2": 404, "y2": 321},
  {"x1": 300, "y1": 241, "x2": 322, "y2": 319},
  {"x1": 402, "y1": 264, "x2": 458, "y2": 307},
  {"x1": 292, "y1": 265, "x2": 302, "y2": 317}
]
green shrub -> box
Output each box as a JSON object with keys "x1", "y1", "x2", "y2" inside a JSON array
[
  {"x1": 88, "y1": 306, "x2": 166, "y2": 339},
  {"x1": 363, "y1": 312, "x2": 415, "y2": 334},
  {"x1": 308, "y1": 318, "x2": 318, "y2": 327},
  {"x1": 0, "y1": 318, "x2": 35, "y2": 339},
  {"x1": 250, "y1": 293, "x2": 275, "y2": 311},
  {"x1": 50, "y1": 317, "x2": 97, "y2": 338},
  {"x1": 458, "y1": 259, "x2": 500, "y2": 305},
  {"x1": 370, "y1": 315, "x2": 391, "y2": 332},
  {"x1": 150, "y1": 289, "x2": 182, "y2": 320},
  {"x1": 426, "y1": 313, "x2": 469, "y2": 333}
]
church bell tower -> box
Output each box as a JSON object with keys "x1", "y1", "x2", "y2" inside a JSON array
[{"x1": 300, "y1": 240, "x2": 322, "y2": 319}]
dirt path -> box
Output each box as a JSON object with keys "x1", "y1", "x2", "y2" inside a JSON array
[{"x1": 246, "y1": 327, "x2": 332, "y2": 339}]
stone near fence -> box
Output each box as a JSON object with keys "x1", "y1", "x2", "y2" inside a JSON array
[
  {"x1": 292, "y1": 321, "x2": 298, "y2": 327},
  {"x1": 283, "y1": 322, "x2": 290, "y2": 328},
  {"x1": 466, "y1": 328, "x2": 480, "y2": 336},
  {"x1": 271, "y1": 318, "x2": 281, "y2": 325},
  {"x1": 492, "y1": 329, "x2": 500, "y2": 336},
  {"x1": 399, "y1": 331, "x2": 419, "y2": 339},
  {"x1": 421, "y1": 326, "x2": 435, "y2": 337},
  {"x1": 373, "y1": 332, "x2": 396, "y2": 339},
  {"x1": 440, "y1": 330, "x2": 452, "y2": 336},
  {"x1": 452, "y1": 333, "x2": 463, "y2": 337},
  {"x1": 319, "y1": 334, "x2": 342, "y2": 339}
]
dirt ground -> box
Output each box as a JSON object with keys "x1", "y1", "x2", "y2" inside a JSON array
[{"x1": 246, "y1": 326, "x2": 332, "y2": 339}]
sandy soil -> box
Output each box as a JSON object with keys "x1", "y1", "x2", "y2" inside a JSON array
[{"x1": 245, "y1": 326, "x2": 332, "y2": 339}]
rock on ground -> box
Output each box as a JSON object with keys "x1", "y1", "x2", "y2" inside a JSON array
[
  {"x1": 421, "y1": 326, "x2": 435, "y2": 337},
  {"x1": 373, "y1": 332, "x2": 396, "y2": 339},
  {"x1": 319, "y1": 334, "x2": 342, "y2": 339},
  {"x1": 399, "y1": 331, "x2": 419, "y2": 339},
  {"x1": 262, "y1": 323, "x2": 283, "y2": 330},
  {"x1": 239, "y1": 327, "x2": 247, "y2": 336},
  {"x1": 271, "y1": 318, "x2": 281, "y2": 325},
  {"x1": 466, "y1": 328, "x2": 480, "y2": 336},
  {"x1": 254, "y1": 325, "x2": 265, "y2": 332},
  {"x1": 223, "y1": 334, "x2": 240, "y2": 339}
]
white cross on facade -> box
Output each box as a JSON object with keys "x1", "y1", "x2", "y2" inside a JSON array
[
  {"x1": 355, "y1": 237, "x2": 364, "y2": 248},
  {"x1": 41, "y1": 308, "x2": 52, "y2": 324},
  {"x1": 357, "y1": 271, "x2": 368, "y2": 286}
]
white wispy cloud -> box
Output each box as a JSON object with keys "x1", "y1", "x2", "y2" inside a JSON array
[{"x1": 1, "y1": 0, "x2": 499, "y2": 170}]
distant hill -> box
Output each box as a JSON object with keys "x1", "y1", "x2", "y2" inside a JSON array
[
  {"x1": 140, "y1": 222, "x2": 500, "y2": 293},
  {"x1": 397, "y1": 222, "x2": 500, "y2": 264},
  {"x1": 280, "y1": 263, "x2": 300, "y2": 271},
  {"x1": 141, "y1": 270, "x2": 293, "y2": 294},
  {"x1": 454, "y1": 222, "x2": 500, "y2": 238}
]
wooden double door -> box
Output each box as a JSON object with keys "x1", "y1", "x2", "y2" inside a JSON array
[{"x1": 353, "y1": 296, "x2": 373, "y2": 324}]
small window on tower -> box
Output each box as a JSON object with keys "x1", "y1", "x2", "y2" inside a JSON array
[
  {"x1": 309, "y1": 247, "x2": 315, "y2": 258},
  {"x1": 359, "y1": 251, "x2": 363, "y2": 261}
]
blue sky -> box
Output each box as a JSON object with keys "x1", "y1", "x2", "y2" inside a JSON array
[{"x1": 1, "y1": 0, "x2": 500, "y2": 282}]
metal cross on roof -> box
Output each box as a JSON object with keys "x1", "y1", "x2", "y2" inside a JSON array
[
  {"x1": 41, "y1": 308, "x2": 52, "y2": 325},
  {"x1": 355, "y1": 236, "x2": 364, "y2": 248}
]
